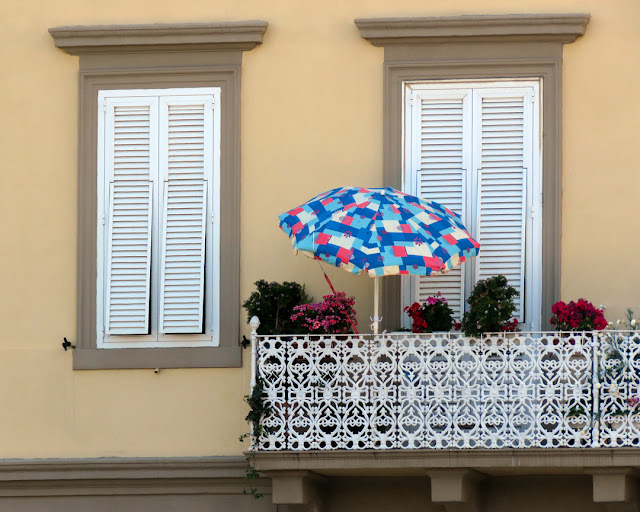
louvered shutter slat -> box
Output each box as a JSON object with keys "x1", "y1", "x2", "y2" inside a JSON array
[
  {"x1": 475, "y1": 93, "x2": 529, "y2": 321},
  {"x1": 104, "y1": 102, "x2": 154, "y2": 335},
  {"x1": 413, "y1": 93, "x2": 470, "y2": 321},
  {"x1": 159, "y1": 98, "x2": 212, "y2": 334}
]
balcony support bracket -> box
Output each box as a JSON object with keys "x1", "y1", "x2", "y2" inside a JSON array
[
  {"x1": 427, "y1": 469, "x2": 485, "y2": 512},
  {"x1": 269, "y1": 470, "x2": 327, "y2": 512},
  {"x1": 590, "y1": 468, "x2": 640, "y2": 512}
]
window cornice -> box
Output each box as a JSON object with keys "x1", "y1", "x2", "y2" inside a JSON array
[
  {"x1": 355, "y1": 14, "x2": 590, "y2": 46},
  {"x1": 49, "y1": 21, "x2": 268, "y2": 55}
]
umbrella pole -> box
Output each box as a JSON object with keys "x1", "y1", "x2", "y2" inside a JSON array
[{"x1": 372, "y1": 278, "x2": 381, "y2": 335}]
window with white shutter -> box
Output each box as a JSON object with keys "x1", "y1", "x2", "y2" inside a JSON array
[
  {"x1": 403, "y1": 81, "x2": 542, "y2": 331},
  {"x1": 96, "y1": 88, "x2": 221, "y2": 348}
]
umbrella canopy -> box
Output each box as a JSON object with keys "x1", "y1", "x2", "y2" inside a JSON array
[{"x1": 278, "y1": 186, "x2": 480, "y2": 278}]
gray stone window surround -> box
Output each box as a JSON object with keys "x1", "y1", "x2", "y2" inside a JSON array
[
  {"x1": 355, "y1": 14, "x2": 590, "y2": 331},
  {"x1": 49, "y1": 22, "x2": 268, "y2": 369}
]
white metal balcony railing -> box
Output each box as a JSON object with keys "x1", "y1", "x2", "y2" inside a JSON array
[{"x1": 249, "y1": 328, "x2": 640, "y2": 451}]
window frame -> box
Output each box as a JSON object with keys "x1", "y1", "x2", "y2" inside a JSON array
[
  {"x1": 355, "y1": 14, "x2": 590, "y2": 330},
  {"x1": 401, "y1": 79, "x2": 543, "y2": 331},
  {"x1": 96, "y1": 87, "x2": 221, "y2": 349},
  {"x1": 49, "y1": 22, "x2": 267, "y2": 369}
]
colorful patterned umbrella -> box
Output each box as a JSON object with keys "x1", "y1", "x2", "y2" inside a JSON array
[
  {"x1": 279, "y1": 186, "x2": 479, "y2": 277},
  {"x1": 278, "y1": 187, "x2": 480, "y2": 333}
]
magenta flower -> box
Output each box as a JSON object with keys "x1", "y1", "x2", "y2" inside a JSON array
[{"x1": 290, "y1": 292, "x2": 357, "y2": 335}]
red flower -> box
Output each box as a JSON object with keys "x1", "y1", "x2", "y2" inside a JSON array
[
  {"x1": 502, "y1": 318, "x2": 519, "y2": 332},
  {"x1": 404, "y1": 296, "x2": 455, "y2": 333},
  {"x1": 550, "y1": 299, "x2": 607, "y2": 331}
]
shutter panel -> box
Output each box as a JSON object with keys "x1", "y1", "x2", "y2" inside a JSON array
[
  {"x1": 158, "y1": 96, "x2": 213, "y2": 334},
  {"x1": 411, "y1": 90, "x2": 471, "y2": 320},
  {"x1": 473, "y1": 89, "x2": 532, "y2": 321},
  {"x1": 104, "y1": 100, "x2": 156, "y2": 335}
]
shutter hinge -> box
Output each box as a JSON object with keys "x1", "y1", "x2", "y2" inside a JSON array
[
  {"x1": 531, "y1": 205, "x2": 535, "y2": 219},
  {"x1": 102, "y1": 214, "x2": 106, "y2": 225}
]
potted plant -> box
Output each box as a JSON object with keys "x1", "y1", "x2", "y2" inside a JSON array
[
  {"x1": 243, "y1": 279, "x2": 311, "y2": 335},
  {"x1": 461, "y1": 275, "x2": 519, "y2": 337},
  {"x1": 290, "y1": 291, "x2": 357, "y2": 336},
  {"x1": 404, "y1": 292, "x2": 458, "y2": 333},
  {"x1": 550, "y1": 299, "x2": 608, "y2": 331},
  {"x1": 290, "y1": 292, "x2": 358, "y2": 392}
]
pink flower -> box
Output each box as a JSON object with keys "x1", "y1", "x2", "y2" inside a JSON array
[{"x1": 291, "y1": 292, "x2": 357, "y2": 335}]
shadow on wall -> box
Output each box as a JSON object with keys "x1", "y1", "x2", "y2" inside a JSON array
[{"x1": 327, "y1": 475, "x2": 598, "y2": 512}]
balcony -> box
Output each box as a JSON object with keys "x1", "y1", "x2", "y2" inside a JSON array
[
  {"x1": 248, "y1": 330, "x2": 640, "y2": 510},
  {"x1": 250, "y1": 331, "x2": 640, "y2": 452}
]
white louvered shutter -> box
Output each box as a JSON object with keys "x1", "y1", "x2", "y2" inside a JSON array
[
  {"x1": 103, "y1": 99, "x2": 157, "y2": 335},
  {"x1": 158, "y1": 95, "x2": 214, "y2": 334},
  {"x1": 410, "y1": 90, "x2": 471, "y2": 320},
  {"x1": 473, "y1": 88, "x2": 532, "y2": 321}
]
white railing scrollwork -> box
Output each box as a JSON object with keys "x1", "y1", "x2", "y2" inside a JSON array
[{"x1": 250, "y1": 330, "x2": 640, "y2": 451}]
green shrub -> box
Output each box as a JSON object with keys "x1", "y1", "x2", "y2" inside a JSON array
[
  {"x1": 242, "y1": 280, "x2": 311, "y2": 335},
  {"x1": 461, "y1": 275, "x2": 519, "y2": 336},
  {"x1": 404, "y1": 292, "x2": 457, "y2": 333}
]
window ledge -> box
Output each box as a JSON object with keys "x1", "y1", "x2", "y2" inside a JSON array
[
  {"x1": 49, "y1": 21, "x2": 268, "y2": 55},
  {"x1": 355, "y1": 13, "x2": 590, "y2": 46},
  {"x1": 73, "y1": 346, "x2": 242, "y2": 370}
]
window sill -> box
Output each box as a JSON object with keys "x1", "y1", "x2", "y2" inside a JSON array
[{"x1": 72, "y1": 345, "x2": 242, "y2": 370}]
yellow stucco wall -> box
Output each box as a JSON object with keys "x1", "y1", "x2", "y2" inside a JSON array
[{"x1": 0, "y1": 0, "x2": 638, "y2": 458}]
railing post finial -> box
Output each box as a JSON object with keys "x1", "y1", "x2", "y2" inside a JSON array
[
  {"x1": 249, "y1": 316, "x2": 260, "y2": 389},
  {"x1": 250, "y1": 316, "x2": 260, "y2": 334}
]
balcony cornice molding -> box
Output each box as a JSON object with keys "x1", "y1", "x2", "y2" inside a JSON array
[
  {"x1": 49, "y1": 21, "x2": 268, "y2": 55},
  {"x1": 251, "y1": 449, "x2": 640, "y2": 476},
  {"x1": 355, "y1": 14, "x2": 590, "y2": 46}
]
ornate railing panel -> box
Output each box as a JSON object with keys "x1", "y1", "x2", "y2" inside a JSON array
[{"x1": 251, "y1": 331, "x2": 640, "y2": 451}]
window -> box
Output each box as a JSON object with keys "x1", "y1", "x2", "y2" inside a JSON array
[
  {"x1": 403, "y1": 80, "x2": 542, "y2": 330},
  {"x1": 355, "y1": 13, "x2": 590, "y2": 330},
  {"x1": 97, "y1": 88, "x2": 220, "y2": 348},
  {"x1": 49, "y1": 21, "x2": 267, "y2": 368}
]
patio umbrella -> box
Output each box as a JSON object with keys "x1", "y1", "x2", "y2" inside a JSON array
[{"x1": 278, "y1": 186, "x2": 480, "y2": 333}]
